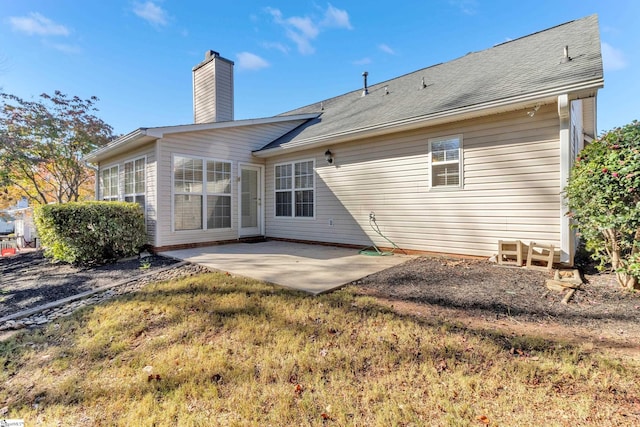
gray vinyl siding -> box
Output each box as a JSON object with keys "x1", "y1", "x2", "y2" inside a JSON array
[
  {"x1": 155, "y1": 121, "x2": 307, "y2": 247},
  {"x1": 97, "y1": 142, "x2": 157, "y2": 245},
  {"x1": 265, "y1": 104, "x2": 562, "y2": 257}
]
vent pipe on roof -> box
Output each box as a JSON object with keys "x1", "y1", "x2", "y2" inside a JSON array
[
  {"x1": 362, "y1": 71, "x2": 369, "y2": 96},
  {"x1": 561, "y1": 45, "x2": 571, "y2": 63}
]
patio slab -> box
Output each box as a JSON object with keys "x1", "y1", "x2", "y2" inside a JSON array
[{"x1": 160, "y1": 241, "x2": 411, "y2": 294}]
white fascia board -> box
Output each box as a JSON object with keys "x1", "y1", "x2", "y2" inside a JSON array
[
  {"x1": 83, "y1": 129, "x2": 153, "y2": 163},
  {"x1": 84, "y1": 113, "x2": 320, "y2": 163},
  {"x1": 253, "y1": 78, "x2": 604, "y2": 158},
  {"x1": 145, "y1": 113, "x2": 320, "y2": 137}
]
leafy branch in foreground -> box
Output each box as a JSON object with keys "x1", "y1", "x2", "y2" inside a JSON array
[
  {"x1": 565, "y1": 120, "x2": 640, "y2": 290},
  {"x1": 0, "y1": 91, "x2": 113, "y2": 209}
]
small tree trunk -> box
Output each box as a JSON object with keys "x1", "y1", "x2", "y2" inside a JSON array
[{"x1": 616, "y1": 272, "x2": 640, "y2": 290}]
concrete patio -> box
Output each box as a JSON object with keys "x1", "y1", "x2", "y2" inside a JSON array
[{"x1": 160, "y1": 240, "x2": 411, "y2": 294}]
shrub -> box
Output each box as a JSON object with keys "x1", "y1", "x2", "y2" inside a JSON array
[
  {"x1": 34, "y1": 201, "x2": 146, "y2": 265},
  {"x1": 564, "y1": 120, "x2": 640, "y2": 290}
]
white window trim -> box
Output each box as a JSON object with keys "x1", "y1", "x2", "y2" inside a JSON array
[
  {"x1": 123, "y1": 156, "x2": 146, "y2": 206},
  {"x1": 100, "y1": 164, "x2": 120, "y2": 201},
  {"x1": 171, "y1": 154, "x2": 233, "y2": 232},
  {"x1": 428, "y1": 134, "x2": 464, "y2": 190},
  {"x1": 274, "y1": 159, "x2": 316, "y2": 219}
]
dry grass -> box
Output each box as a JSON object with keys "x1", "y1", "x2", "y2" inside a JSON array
[{"x1": 1, "y1": 272, "x2": 639, "y2": 426}]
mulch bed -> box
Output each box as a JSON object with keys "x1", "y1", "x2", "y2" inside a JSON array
[
  {"x1": 0, "y1": 250, "x2": 178, "y2": 318},
  {"x1": 351, "y1": 256, "x2": 640, "y2": 346}
]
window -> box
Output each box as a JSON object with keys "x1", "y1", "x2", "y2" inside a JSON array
[
  {"x1": 429, "y1": 135, "x2": 463, "y2": 188},
  {"x1": 173, "y1": 155, "x2": 232, "y2": 231},
  {"x1": 100, "y1": 165, "x2": 119, "y2": 201},
  {"x1": 206, "y1": 160, "x2": 231, "y2": 229},
  {"x1": 124, "y1": 158, "x2": 145, "y2": 211},
  {"x1": 275, "y1": 160, "x2": 314, "y2": 218}
]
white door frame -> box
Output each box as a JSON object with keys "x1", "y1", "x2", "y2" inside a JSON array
[{"x1": 238, "y1": 163, "x2": 264, "y2": 237}]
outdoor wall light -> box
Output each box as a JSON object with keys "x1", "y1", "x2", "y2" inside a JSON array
[{"x1": 325, "y1": 149, "x2": 333, "y2": 164}]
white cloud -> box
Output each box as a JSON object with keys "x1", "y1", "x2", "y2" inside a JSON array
[
  {"x1": 288, "y1": 16, "x2": 319, "y2": 39},
  {"x1": 353, "y1": 57, "x2": 372, "y2": 65},
  {"x1": 262, "y1": 41, "x2": 289, "y2": 54},
  {"x1": 9, "y1": 13, "x2": 70, "y2": 36},
  {"x1": 265, "y1": 4, "x2": 352, "y2": 55},
  {"x1": 133, "y1": 1, "x2": 168, "y2": 26},
  {"x1": 237, "y1": 52, "x2": 270, "y2": 71},
  {"x1": 601, "y1": 42, "x2": 627, "y2": 71},
  {"x1": 286, "y1": 29, "x2": 315, "y2": 55},
  {"x1": 321, "y1": 4, "x2": 352, "y2": 29},
  {"x1": 43, "y1": 41, "x2": 82, "y2": 54},
  {"x1": 378, "y1": 44, "x2": 395, "y2": 55},
  {"x1": 449, "y1": 0, "x2": 478, "y2": 15}
]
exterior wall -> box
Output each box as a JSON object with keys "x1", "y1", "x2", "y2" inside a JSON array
[
  {"x1": 264, "y1": 104, "x2": 562, "y2": 258},
  {"x1": 155, "y1": 121, "x2": 308, "y2": 248},
  {"x1": 97, "y1": 142, "x2": 157, "y2": 245}
]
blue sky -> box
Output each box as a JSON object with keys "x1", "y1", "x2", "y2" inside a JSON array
[{"x1": 0, "y1": 1, "x2": 637, "y2": 136}]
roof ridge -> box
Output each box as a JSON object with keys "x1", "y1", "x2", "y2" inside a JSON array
[{"x1": 492, "y1": 14, "x2": 597, "y2": 48}]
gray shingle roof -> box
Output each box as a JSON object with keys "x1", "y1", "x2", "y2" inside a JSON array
[{"x1": 258, "y1": 14, "x2": 602, "y2": 152}]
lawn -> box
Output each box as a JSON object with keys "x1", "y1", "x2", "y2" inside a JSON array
[{"x1": 1, "y1": 272, "x2": 639, "y2": 426}]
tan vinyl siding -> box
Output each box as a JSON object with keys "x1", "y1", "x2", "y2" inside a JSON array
[
  {"x1": 265, "y1": 104, "x2": 561, "y2": 258},
  {"x1": 214, "y1": 60, "x2": 234, "y2": 122},
  {"x1": 193, "y1": 57, "x2": 233, "y2": 123},
  {"x1": 98, "y1": 142, "x2": 157, "y2": 245},
  {"x1": 155, "y1": 121, "x2": 307, "y2": 247},
  {"x1": 193, "y1": 59, "x2": 216, "y2": 123}
]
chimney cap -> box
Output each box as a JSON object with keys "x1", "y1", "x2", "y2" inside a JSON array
[{"x1": 205, "y1": 50, "x2": 220, "y2": 59}]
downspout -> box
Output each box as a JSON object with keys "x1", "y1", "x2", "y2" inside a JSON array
[{"x1": 558, "y1": 94, "x2": 572, "y2": 264}]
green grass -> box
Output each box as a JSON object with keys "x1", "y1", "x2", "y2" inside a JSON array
[{"x1": 1, "y1": 272, "x2": 639, "y2": 426}]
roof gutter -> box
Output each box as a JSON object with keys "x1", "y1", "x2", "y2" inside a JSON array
[{"x1": 253, "y1": 77, "x2": 604, "y2": 158}]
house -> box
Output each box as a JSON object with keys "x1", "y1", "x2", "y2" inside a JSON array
[
  {"x1": 0, "y1": 214, "x2": 14, "y2": 235},
  {"x1": 85, "y1": 14, "x2": 603, "y2": 265},
  {"x1": 2, "y1": 199, "x2": 36, "y2": 247}
]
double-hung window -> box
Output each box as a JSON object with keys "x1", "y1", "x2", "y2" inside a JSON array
[
  {"x1": 206, "y1": 160, "x2": 231, "y2": 229},
  {"x1": 275, "y1": 160, "x2": 314, "y2": 218},
  {"x1": 429, "y1": 135, "x2": 463, "y2": 188},
  {"x1": 124, "y1": 157, "x2": 145, "y2": 211},
  {"x1": 173, "y1": 155, "x2": 232, "y2": 231},
  {"x1": 100, "y1": 165, "x2": 119, "y2": 201}
]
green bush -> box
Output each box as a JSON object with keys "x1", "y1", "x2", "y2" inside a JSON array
[
  {"x1": 34, "y1": 201, "x2": 146, "y2": 265},
  {"x1": 564, "y1": 120, "x2": 640, "y2": 290}
]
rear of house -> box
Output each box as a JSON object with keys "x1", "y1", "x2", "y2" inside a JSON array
[{"x1": 85, "y1": 15, "x2": 603, "y2": 265}]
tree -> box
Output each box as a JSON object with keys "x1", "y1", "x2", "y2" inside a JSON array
[
  {"x1": 564, "y1": 120, "x2": 640, "y2": 290},
  {"x1": 0, "y1": 91, "x2": 113, "y2": 209}
]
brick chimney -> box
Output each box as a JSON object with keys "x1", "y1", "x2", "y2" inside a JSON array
[{"x1": 192, "y1": 50, "x2": 234, "y2": 123}]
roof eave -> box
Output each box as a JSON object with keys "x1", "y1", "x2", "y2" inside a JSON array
[
  {"x1": 83, "y1": 129, "x2": 155, "y2": 164},
  {"x1": 84, "y1": 113, "x2": 321, "y2": 164},
  {"x1": 253, "y1": 78, "x2": 604, "y2": 158}
]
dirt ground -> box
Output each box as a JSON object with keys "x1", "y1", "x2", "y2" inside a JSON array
[
  {"x1": 2, "y1": 250, "x2": 639, "y2": 356},
  {"x1": 351, "y1": 255, "x2": 640, "y2": 356}
]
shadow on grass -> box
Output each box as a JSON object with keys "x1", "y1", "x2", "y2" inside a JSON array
[{"x1": 2, "y1": 271, "x2": 634, "y2": 415}]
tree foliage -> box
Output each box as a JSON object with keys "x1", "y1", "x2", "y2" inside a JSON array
[
  {"x1": 0, "y1": 91, "x2": 113, "y2": 209},
  {"x1": 564, "y1": 120, "x2": 640, "y2": 290}
]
